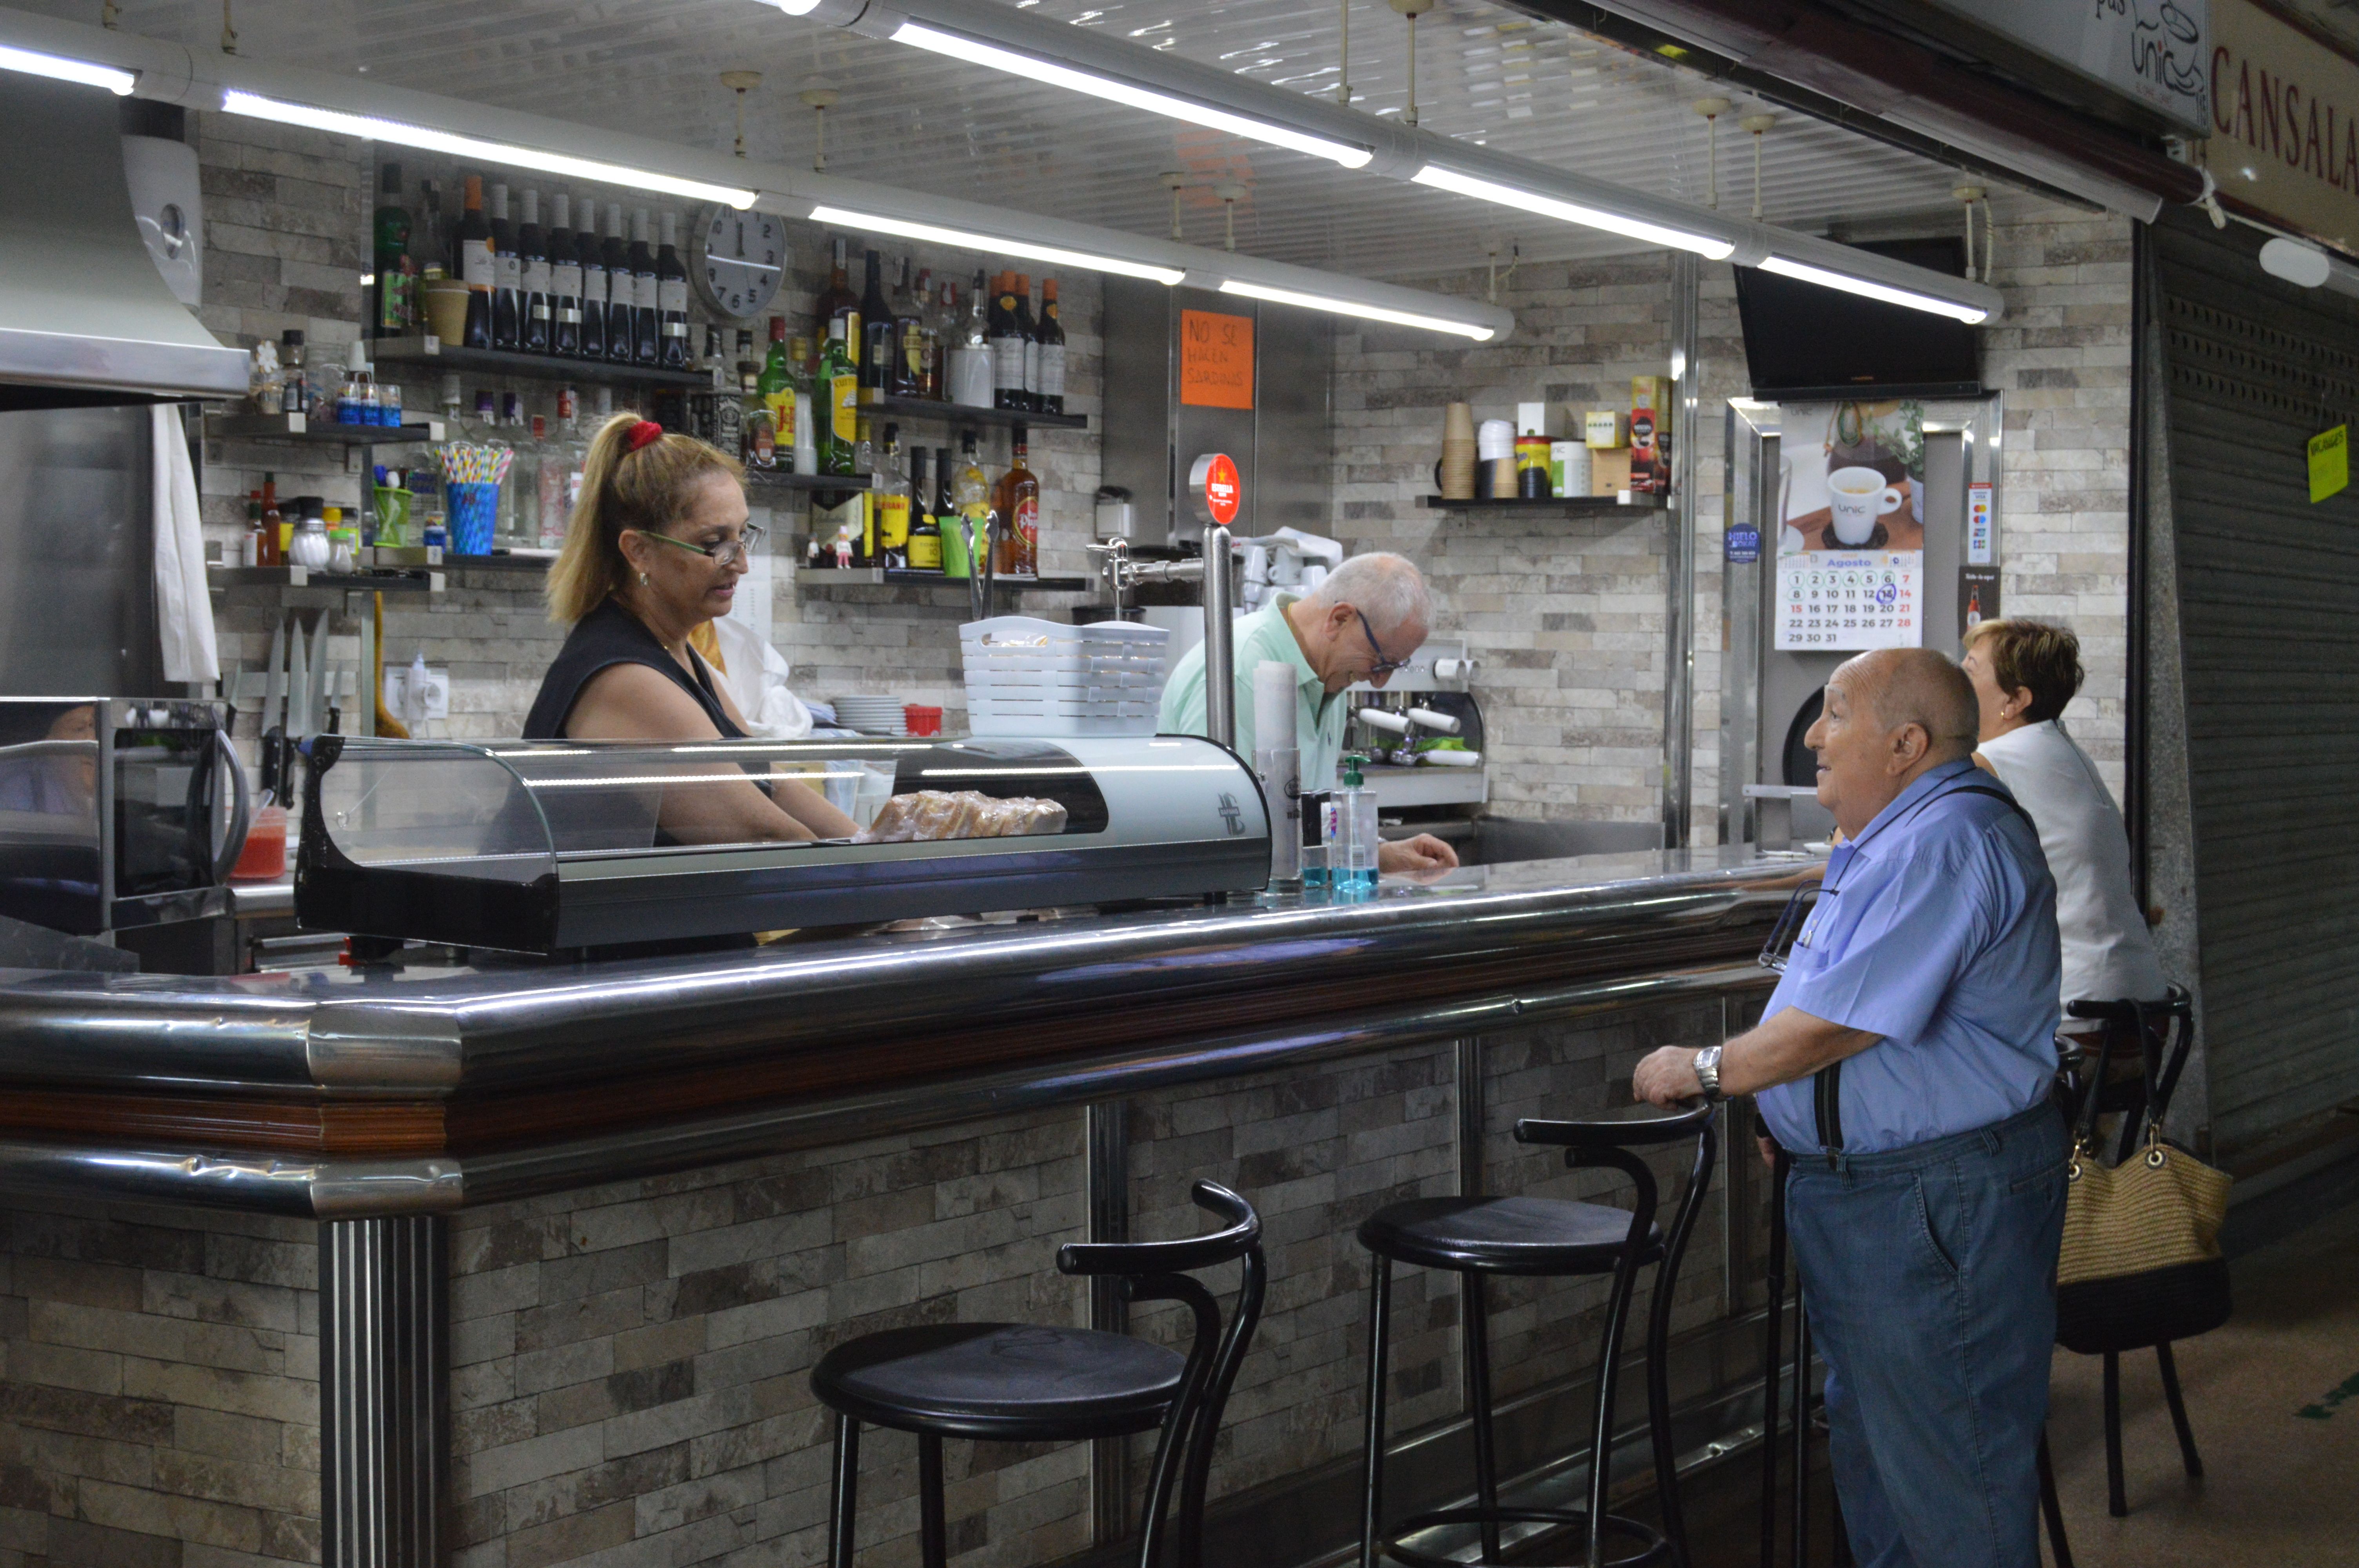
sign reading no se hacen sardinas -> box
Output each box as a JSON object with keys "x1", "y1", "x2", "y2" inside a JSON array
[{"x1": 1180, "y1": 310, "x2": 1254, "y2": 410}]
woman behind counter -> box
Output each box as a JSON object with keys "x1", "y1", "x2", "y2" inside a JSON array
[{"x1": 526, "y1": 414, "x2": 856, "y2": 842}]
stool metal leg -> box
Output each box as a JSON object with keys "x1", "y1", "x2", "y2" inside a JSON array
[
  {"x1": 2102, "y1": 1352, "x2": 2126, "y2": 1517},
  {"x1": 1586, "y1": 1251, "x2": 1646, "y2": 1568},
  {"x1": 1361, "y1": 1257, "x2": 1393, "y2": 1568},
  {"x1": 829, "y1": 1415, "x2": 860, "y2": 1568},
  {"x1": 1461, "y1": 1272, "x2": 1503, "y2": 1563},
  {"x1": 2036, "y1": 1428, "x2": 2074, "y2": 1568},
  {"x1": 1645, "y1": 1249, "x2": 1690, "y2": 1568},
  {"x1": 2154, "y1": 1343, "x2": 2203, "y2": 1479},
  {"x1": 919, "y1": 1433, "x2": 948, "y2": 1568}
]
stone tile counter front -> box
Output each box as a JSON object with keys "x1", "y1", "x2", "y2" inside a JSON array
[{"x1": 0, "y1": 849, "x2": 1812, "y2": 1568}]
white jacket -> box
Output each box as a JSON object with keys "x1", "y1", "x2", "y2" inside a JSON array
[{"x1": 702, "y1": 614, "x2": 814, "y2": 740}]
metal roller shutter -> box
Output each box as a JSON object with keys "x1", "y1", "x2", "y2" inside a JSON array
[{"x1": 2153, "y1": 212, "x2": 2359, "y2": 1159}]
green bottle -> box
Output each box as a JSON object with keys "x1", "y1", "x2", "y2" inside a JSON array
[{"x1": 817, "y1": 314, "x2": 858, "y2": 478}]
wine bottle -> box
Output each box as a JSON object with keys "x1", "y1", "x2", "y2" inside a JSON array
[
  {"x1": 629, "y1": 209, "x2": 660, "y2": 368},
  {"x1": 519, "y1": 189, "x2": 551, "y2": 354},
  {"x1": 890, "y1": 257, "x2": 927, "y2": 399},
  {"x1": 1037, "y1": 278, "x2": 1067, "y2": 416},
  {"x1": 574, "y1": 192, "x2": 606, "y2": 361},
  {"x1": 489, "y1": 183, "x2": 520, "y2": 351},
  {"x1": 814, "y1": 236, "x2": 860, "y2": 371},
  {"x1": 1013, "y1": 274, "x2": 1040, "y2": 413},
  {"x1": 548, "y1": 194, "x2": 582, "y2": 358},
  {"x1": 990, "y1": 272, "x2": 1026, "y2": 412},
  {"x1": 858, "y1": 248, "x2": 892, "y2": 403},
  {"x1": 602, "y1": 203, "x2": 633, "y2": 364},
  {"x1": 457, "y1": 175, "x2": 494, "y2": 350},
  {"x1": 656, "y1": 211, "x2": 691, "y2": 371},
  {"x1": 371, "y1": 162, "x2": 413, "y2": 338}
]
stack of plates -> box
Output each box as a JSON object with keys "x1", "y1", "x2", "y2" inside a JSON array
[{"x1": 832, "y1": 695, "x2": 911, "y2": 737}]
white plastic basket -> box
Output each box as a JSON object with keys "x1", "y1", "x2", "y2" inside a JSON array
[{"x1": 961, "y1": 616, "x2": 1170, "y2": 737}]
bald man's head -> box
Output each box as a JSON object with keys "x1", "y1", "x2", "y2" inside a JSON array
[{"x1": 1839, "y1": 648, "x2": 1981, "y2": 762}]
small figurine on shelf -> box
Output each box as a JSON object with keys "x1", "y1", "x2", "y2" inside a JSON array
[{"x1": 832, "y1": 520, "x2": 857, "y2": 570}]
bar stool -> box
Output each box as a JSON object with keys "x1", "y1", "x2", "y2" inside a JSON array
[
  {"x1": 811, "y1": 1180, "x2": 1265, "y2": 1568},
  {"x1": 1357, "y1": 1099, "x2": 1718, "y2": 1568}
]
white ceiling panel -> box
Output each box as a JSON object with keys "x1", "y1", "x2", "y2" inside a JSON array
[{"x1": 36, "y1": 0, "x2": 1992, "y2": 281}]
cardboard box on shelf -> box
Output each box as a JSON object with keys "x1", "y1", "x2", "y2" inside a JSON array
[
  {"x1": 1584, "y1": 411, "x2": 1627, "y2": 448},
  {"x1": 1589, "y1": 447, "x2": 1634, "y2": 495}
]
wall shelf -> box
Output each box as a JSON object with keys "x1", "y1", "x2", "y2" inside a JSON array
[
  {"x1": 866, "y1": 396, "x2": 1087, "y2": 433},
  {"x1": 798, "y1": 569, "x2": 1090, "y2": 592},
  {"x1": 746, "y1": 471, "x2": 876, "y2": 497},
  {"x1": 208, "y1": 564, "x2": 440, "y2": 607},
  {"x1": 369, "y1": 337, "x2": 711, "y2": 390},
  {"x1": 208, "y1": 414, "x2": 445, "y2": 446},
  {"x1": 1420, "y1": 494, "x2": 1667, "y2": 514}
]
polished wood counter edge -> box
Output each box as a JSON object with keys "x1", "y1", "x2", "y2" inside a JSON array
[{"x1": 0, "y1": 852, "x2": 1823, "y2": 1161}]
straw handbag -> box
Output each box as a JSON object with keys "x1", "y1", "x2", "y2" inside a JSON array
[{"x1": 2054, "y1": 1033, "x2": 2232, "y2": 1354}]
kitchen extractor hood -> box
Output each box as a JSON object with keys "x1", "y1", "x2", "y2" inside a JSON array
[{"x1": 0, "y1": 76, "x2": 247, "y2": 407}]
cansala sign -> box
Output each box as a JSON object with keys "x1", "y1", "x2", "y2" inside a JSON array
[{"x1": 2210, "y1": 0, "x2": 2359, "y2": 252}]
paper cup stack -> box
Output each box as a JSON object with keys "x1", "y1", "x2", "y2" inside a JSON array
[
  {"x1": 1478, "y1": 419, "x2": 1517, "y2": 499},
  {"x1": 1440, "y1": 403, "x2": 1477, "y2": 499}
]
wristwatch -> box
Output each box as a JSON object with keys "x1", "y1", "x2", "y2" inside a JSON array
[{"x1": 1693, "y1": 1045, "x2": 1725, "y2": 1102}]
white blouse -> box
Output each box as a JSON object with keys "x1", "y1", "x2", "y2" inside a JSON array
[{"x1": 1977, "y1": 719, "x2": 2166, "y2": 1005}]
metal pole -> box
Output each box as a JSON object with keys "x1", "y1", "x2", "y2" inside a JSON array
[
  {"x1": 1204, "y1": 522, "x2": 1236, "y2": 750},
  {"x1": 1663, "y1": 250, "x2": 1701, "y2": 850},
  {"x1": 1085, "y1": 1102, "x2": 1132, "y2": 1546}
]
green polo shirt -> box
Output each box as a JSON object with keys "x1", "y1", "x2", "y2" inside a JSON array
[{"x1": 1157, "y1": 594, "x2": 1346, "y2": 788}]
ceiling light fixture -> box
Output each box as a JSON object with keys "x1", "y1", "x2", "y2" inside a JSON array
[
  {"x1": 1410, "y1": 163, "x2": 1736, "y2": 260},
  {"x1": 888, "y1": 19, "x2": 1375, "y2": 168},
  {"x1": 0, "y1": 41, "x2": 135, "y2": 94},
  {"x1": 1756, "y1": 254, "x2": 1990, "y2": 323},
  {"x1": 219, "y1": 90, "x2": 760, "y2": 208},
  {"x1": 1217, "y1": 278, "x2": 1496, "y2": 340},
  {"x1": 805, "y1": 204, "x2": 1188, "y2": 285}
]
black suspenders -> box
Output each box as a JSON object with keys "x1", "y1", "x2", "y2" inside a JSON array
[{"x1": 1806, "y1": 781, "x2": 2040, "y2": 1155}]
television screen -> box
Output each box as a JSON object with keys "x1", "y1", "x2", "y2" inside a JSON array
[{"x1": 1732, "y1": 238, "x2": 1981, "y2": 399}]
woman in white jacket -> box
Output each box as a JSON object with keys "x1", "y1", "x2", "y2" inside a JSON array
[{"x1": 1962, "y1": 618, "x2": 2165, "y2": 1007}]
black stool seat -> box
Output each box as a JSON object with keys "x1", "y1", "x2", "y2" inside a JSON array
[
  {"x1": 1359, "y1": 1194, "x2": 1664, "y2": 1276},
  {"x1": 812, "y1": 1322, "x2": 1186, "y2": 1441}
]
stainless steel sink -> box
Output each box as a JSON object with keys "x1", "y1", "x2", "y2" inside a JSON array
[{"x1": 1399, "y1": 817, "x2": 1665, "y2": 867}]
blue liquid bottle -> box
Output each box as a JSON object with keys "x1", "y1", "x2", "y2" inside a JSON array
[{"x1": 1336, "y1": 753, "x2": 1379, "y2": 898}]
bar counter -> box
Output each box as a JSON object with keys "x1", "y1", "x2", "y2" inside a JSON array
[{"x1": 0, "y1": 847, "x2": 1819, "y2": 1568}]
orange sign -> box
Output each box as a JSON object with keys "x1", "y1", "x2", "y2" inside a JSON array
[
  {"x1": 1196, "y1": 453, "x2": 1241, "y2": 526},
  {"x1": 1180, "y1": 309, "x2": 1254, "y2": 409}
]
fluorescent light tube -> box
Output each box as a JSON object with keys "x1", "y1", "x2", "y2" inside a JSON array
[
  {"x1": 219, "y1": 90, "x2": 758, "y2": 209},
  {"x1": 1218, "y1": 279, "x2": 1496, "y2": 341},
  {"x1": 0, "y1": 42, "x2": 135, "y2": 94},
  {"x1": 1410, "y1": 164, "x2": 1735, "y2": 261},
  {"x1": 890, "y1": 20, "x2": 1374, "y2": 169},
  {"x1": 807, "y1": 204, "x2": 1187, "y2": 285},
  {"x1": 1756, "y1": 255, "x2": 1989, "y2": 323}
]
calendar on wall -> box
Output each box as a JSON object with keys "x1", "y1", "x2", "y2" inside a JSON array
[
  {"x1": 1774, "y1": 400, "x2": 1928, "y2": 652},
  {"x1": 1775, "y1": 552, "x2": 1922, "y2": 650}
]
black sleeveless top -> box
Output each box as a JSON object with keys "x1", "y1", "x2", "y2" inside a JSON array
[{"x1": 524, "y1": 599, "x2": 744, "y2": 741}]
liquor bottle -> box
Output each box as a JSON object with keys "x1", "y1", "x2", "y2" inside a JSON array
[
  {"x1": 858, "y1": 248, "x2": 893, "y2": 403},
  {"x1": 258, "y1": 474, "x2": 284, "y2": 568},
  {"x1": 953, "y1": 431, "x2": 991, "y2": 568},
  {"x1": 947, "y1": 275, "x2": 992, "y2": 407},
  {"x1": 710, "y1": 330, "x2": 744, "y2": 457},
  {"x1": 740, "y1": 361, "x2": 774, "y2": 470},
  {"x1": 814, "y1": 237, "x2": 860, "y2": 372},
  {"x1": 372, "y1": 162, "x2": 413, "y2": 337},
  {"x1": 934, "y1": 445, "x2": 955, "y2": 521},
  {"x1": 990, "y1": 272, "x2": 1027, "y2": 411},
  {"x1": 992, "y1": 423, "x2": 1040, "y2": 576},
  {"x1": 241, "y1": 492, "x2": 264, "y2": 568},
  {"x1": 1037, "y1": 278, "x2": 1067, "y2": 416},
  {"x1": 905, "y1": 448, "x2": 941, "y2": 570},
  {"x1": 629, "y1": 209, "x2": 661, "y2": 368},
  {"x1": 412, "y1": 178, "x2": 447, "y2": 296},
  {"x1": 854, "y1": 414, "x2": 876, "y2": 481},
  {"x1": 875, "y1": 424, "x2": 912, "y2": 568},
  {"x1": 789, "y1": 337, "x2": 815, "y2": 475},
  {"x1": 489, "y1": 183, "x2": 520, "y2": 351},
  {"x1": 1013, "y1": 275, "x2": 1040, "y2": 413},
  {"x1": 818, "y1": 315, "x2": 859, "y2": 477},
  {"x1": 574, "y1": 192, "x2": 607, "y2": 360},
  {"x1": 457, "y1": 175, "x2": 494, "y2": 350},
  {"x1": 656, "y1": 212, "x2": 692, "y2": 371},
  {"x1": 547, "y1": 194, "x2": 582, "y2": 358},
  {"x1": 890, "y1": 259, "x2": 926, "y2": 399},
  {"x1": 920, "y1": 278, "x2": 951, "y2": 400},
  {"x1": 602, "y1": 204, "x2": 634, "y2": 364},
  {"x1": 757, "y1": 317, "x2": 796, "y2": 473},
  {"x1": 518, "y1": 190, "x2": 551, "y2": 354}
]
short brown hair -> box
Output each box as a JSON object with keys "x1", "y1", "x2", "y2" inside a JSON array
[
  {"x1": 1964, "y1": 618, "x2": 2084, "y2": 723},
  {"x1": 545, "y1": 413, "x2": 745, "y2": 624}
]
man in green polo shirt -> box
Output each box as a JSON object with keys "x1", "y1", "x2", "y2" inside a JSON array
[{"x1": 1160, "y1": 552, "x2": 1458, "y2": 875}]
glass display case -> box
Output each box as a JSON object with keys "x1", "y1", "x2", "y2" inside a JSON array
[
  {"x1": 298, "y1": 733, "x2": 1269, "y2": 953},
  {"x1": 0, "y1": 697, "x2": 246, "y2": 935}
]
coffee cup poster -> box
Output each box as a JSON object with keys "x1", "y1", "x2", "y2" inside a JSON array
[{"x1": 1774, "y1": 399, "x2": 1926, "y2": 651}]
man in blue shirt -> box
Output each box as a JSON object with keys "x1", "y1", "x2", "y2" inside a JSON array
[{"x1": 1636, "y1": 648, "x2": 2066, "y2": 1568}]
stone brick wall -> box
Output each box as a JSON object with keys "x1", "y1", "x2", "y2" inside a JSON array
[
  {"x1": 189, "y1": 111, "x2": 1098, "y2": 745},
  {"x1": 0, "y1": 1201, "x2": 320, "y2": 1568}
]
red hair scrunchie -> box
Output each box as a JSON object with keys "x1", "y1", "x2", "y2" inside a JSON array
[{"x1": 625, "y1": 419, "x2": 664, "y2": 453}]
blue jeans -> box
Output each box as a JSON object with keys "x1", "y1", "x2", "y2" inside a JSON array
[{"x1": 1787, "y1": 1101, "x2": 2069, "y2": 1568}]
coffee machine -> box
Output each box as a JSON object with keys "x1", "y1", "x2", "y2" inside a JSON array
[{"x1": 1345, "y1": 635, "x2": 1485, "y2": 809}]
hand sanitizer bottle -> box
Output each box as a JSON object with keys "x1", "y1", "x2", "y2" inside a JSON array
[{"x1": 1337, "y1": 753, "x2": 1379, "y2": 898}]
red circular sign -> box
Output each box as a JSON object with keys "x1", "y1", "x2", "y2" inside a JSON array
[{"x1": 1199, "y1": 452, "x2": 1241, "y2": 526}]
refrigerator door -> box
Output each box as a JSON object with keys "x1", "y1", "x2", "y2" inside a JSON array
[{"x1": 0, "y1": 405, "x2": 162, "y2": 697}]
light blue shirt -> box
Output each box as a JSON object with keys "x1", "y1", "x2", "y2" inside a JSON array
[{"x1": 1757, "y1": 759, "x2": 2063, "y2": 1156}]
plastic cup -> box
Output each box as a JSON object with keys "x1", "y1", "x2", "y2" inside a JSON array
[{"x1": 448, "y1": 481, "x2": 499, "y2": 555}]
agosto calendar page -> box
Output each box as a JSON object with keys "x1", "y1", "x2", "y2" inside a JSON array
[{"x1": 1774, "y1": 399, "x2": 1926, "y2": 652}]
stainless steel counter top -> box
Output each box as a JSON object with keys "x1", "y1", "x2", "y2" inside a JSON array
[{"x1": 0, "y1": 847, "x2": 1819, "y2": 1216}]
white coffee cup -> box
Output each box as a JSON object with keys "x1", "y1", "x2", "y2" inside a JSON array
[{"x1": 1826, "y1": 465, "x2": 1904, "y2": 546}]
